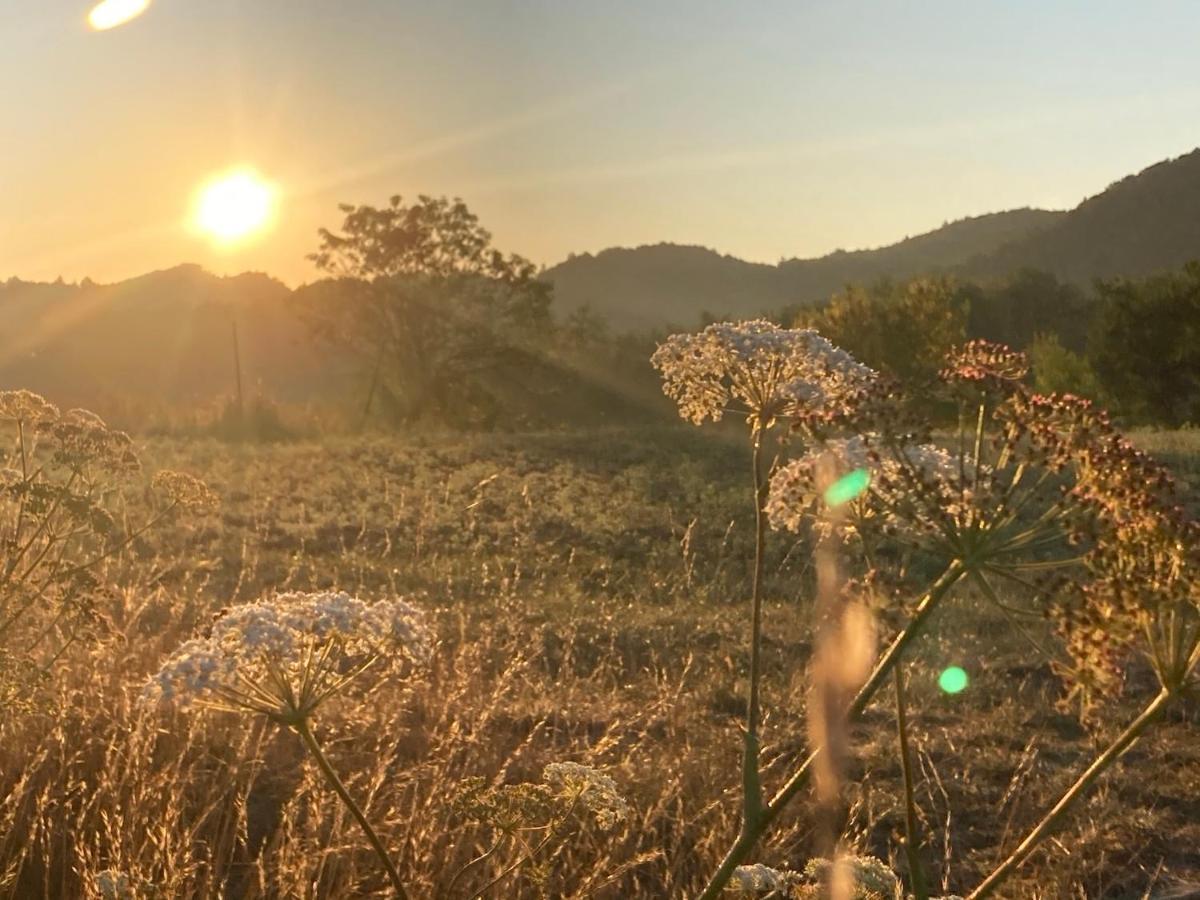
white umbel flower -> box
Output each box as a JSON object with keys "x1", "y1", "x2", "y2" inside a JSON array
[
  {"x1": 144, "y1": 590, "x2": 430, "y2": 721},
  {"x1": 651, "y1": 320, "x2": 875, "y2": 428},
  {"x1": 543, "y1": 762, "x2": 630, "y2": 830}
]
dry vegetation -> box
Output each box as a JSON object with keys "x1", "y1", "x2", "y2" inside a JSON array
[{"x1": 1, "y1": 421, "x2": 1198, "y2": 899}]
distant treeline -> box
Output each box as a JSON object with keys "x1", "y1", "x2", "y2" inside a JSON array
[
  {"x1": 5, "y1": 192, "x2": 1200, "y2": 434},
  {"x1": 768, "y1": 264, "x2": 1200, "y2": 426}
]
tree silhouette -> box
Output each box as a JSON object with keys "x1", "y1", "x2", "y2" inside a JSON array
[{"x1": 301, "y1": 195, "x2": 552, "y2": 425}]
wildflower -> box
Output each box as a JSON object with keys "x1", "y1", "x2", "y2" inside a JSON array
[
  {"x1": 766, "y1": 434, "x2": 966, "y2": 540},
  {"x1": 0, "y1": 389, "x2": 60, "y2": 424},
  {"x1": 144, "y1": 590, "x2": 430, "y2": 721},
  {"x1": 50, "y1": 408, "x2": 140, "y2": 474},
  {"x1": 651, "y1": 320, "x2": 875, "y2": 430},
  {"x1": 941, "y1": 339, "x2": 1029, "y2": 389},
  {"x1": 802, "y1": 855, "x2": 899, "y2": 898},
  {"x1": 543, "y1": 761, "x2": 630, "y2": 830},
  {"x1": 726, "y1": 863, "x2": 801, "y2": 892},
  {"x1": 152, "y1": 470, "x2": 220, "y2": 514}
]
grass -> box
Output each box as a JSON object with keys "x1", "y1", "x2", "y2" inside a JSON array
[{"x1": 1, "y1": 425, "x2": 1198, "y2": 898}]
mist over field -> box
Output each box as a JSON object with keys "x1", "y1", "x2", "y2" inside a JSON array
[{"x1": 3, "y1": 4, "x2": 1200, "y2": 899}]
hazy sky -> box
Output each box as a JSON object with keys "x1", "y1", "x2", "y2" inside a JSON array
[{"x1": 4, "y1": 1, "x2": 1200, "y2": 285}]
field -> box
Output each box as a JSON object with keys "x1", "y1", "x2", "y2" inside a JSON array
[{"x1": 2, "y1": 426, "x2": 1199, "y2": 899}]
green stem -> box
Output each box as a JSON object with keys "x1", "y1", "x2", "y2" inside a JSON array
[
  {"x1": 966, "y1": 688, "x2": 1172, "y2": 900},
  {"x1": 695, "y1": 561, "x2": 967, "y2": 900},
  {"x1": 895, "y1": 664, "x2": 929, "y2": 900},
  {"x1": 294, "y1": 718, "x2": 408, "y2": 899}
]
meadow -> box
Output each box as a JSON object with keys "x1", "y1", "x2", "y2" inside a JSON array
[{"x1": 1, "y1": 421, "x2": 1197, "y2": 898}]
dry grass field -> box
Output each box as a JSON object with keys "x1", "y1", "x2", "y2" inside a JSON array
[{"x1": 2, "y1": 426, "x2": 1197, "y2": 898}]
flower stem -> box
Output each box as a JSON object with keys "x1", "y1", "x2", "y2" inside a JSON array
[
  {"x1": 895, "y1": 664, "x2": 929, "y2": 900},
  {"x1": 743, "y1": 431, "x2": 769, "y2": 828},
  {"x1": 966, "y1": 688, "x2": 1172, "y2": 900},
  {"x1": 695, "y1": 561, "x2": 966, "y2": 899},
  {"x1": 295, "y1": 718, "x2": 408, "y2": 899}
]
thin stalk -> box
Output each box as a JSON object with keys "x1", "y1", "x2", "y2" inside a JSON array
[
  {"x1": 895, "y1": 664, "x2": 929, "y2": 900},
  {"x1": 465, "y1": 792, "x2": 582, "y2": 900},
  {"x1": 444, "y1": 838, "x2": 504, "y2": 898},
  {"x1": 294, "y1": 718, "x2": 408, "y2": 899},
  {"x1": 695, "y1": 560, "x2": 967, "y2": 900},
  {"x1": 742, "y1": 428, "x2": 769, "y2": 827},
  {"x1": 967, "y1": 688, "x2": 1173, "y2": 900}
]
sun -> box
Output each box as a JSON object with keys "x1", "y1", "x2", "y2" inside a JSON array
[
  {"x1": 193, "y1": 170, "x2": 277, "y2": 245},
  {"x1": 88, "y1": 0, "x2": 151, "y2": 30}
]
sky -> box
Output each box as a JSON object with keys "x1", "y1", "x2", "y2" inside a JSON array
[{"x1": 4, "y1": 0, "x2": 1200, "y2": 286}]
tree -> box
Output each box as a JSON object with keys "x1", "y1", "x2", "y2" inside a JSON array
[
  {"x1": 300, "y1": 195, "x2": 553, "y2": 425},
  {"x1": 796, "y1": 276, "x2": 968, "y2": 384},
  {"x1": 1028, "y1": 332, "x2": 1100, "y2": 399},
  {"x1": 1089, "y1": 263, "x2": 1200, "y2": 425},
  {"x1": 965, "y1": 269, "x2": 1095, "y2": 352}
]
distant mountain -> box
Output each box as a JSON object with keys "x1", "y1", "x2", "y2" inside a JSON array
[
  {"x1": 968, "y1": 149, "x2": 1200, "y2": 282},
  {"x1": 544, "y1": 209, "x2": 1064, "y2": 330},
  {"x1": 0, "y1": 265, "x2": 342, "y2": 419},
  {"x1": 544, "y1": 148, "x2": 1200, "y2": 329}
]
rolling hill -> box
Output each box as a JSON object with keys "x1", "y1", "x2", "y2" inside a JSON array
[
  {"x1": 543, "y1": 148, "x2": 1200, "y2": 329},
  {"x1": 542, "y1": 209, "x2": 1064, "y2": 330}
]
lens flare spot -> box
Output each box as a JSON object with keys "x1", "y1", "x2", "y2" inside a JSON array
[
  {"x1": 192, "y1": 170, "x2": 277, "y2": 245},
  {"x1": 938, "y1": 666, "x2": 969, "y2": 694},
  {"x1": 88, "y1": 0, "x2": 151, "y2": 30},
  {"x1": 823, "y1": 468, "x2": 870, "y2": 507}
]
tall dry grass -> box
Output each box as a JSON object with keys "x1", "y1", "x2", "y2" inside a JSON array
[{"x1": 0, "y1": 429, "x2": 1196, "y2": 898}]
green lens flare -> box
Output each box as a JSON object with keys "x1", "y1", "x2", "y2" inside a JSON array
[
  {"x1": 823, "y1": 468, "x2": 870, "y2": 507},
  {"x1": 938, "y1": 666, "x2": 969, "y2": 694}
]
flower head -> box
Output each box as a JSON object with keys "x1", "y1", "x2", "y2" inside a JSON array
[
  {"x1": 0, "y1": 389, "x2": 60, "y2": 425},
  {"x1": 651, "y1": 320, "x2": 875, "y2": 430},
  {"x1": 802, "y1": 855, "x2": 899, "y2": 899},
  {"x1": 542, "y1": 761, "x2": 630, "y2": 830},
  {"x1": 941, "y1": 339, "x2": 1028, "y2": 390},
  {"x1": 144, "y1": 590, "x2": 431, "y2": 722},
  {"x1": 50, "y1": 409, "x2": 140, "y2": 474},
  {"x1": 725, "y1": 863, "x2": 801, "y2": 893},
  {"x1": 767, "y1": 434, "x2": 966, "y2": 541},
  {"x1": 152, "y1": 470, "x2": 219, "y2": 514}
]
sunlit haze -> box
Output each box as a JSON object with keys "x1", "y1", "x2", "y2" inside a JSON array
[{"x1": 6, "y1": 2, "x2": 1200, "y2": 284}]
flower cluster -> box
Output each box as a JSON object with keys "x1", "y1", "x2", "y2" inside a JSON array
[
  {"x1": 766, "y1": 434, "x2": 966, "y2": 542},
  {"x1": 0, "y1": 389, "x2": 60, "y2": 424},
  {"x1": 1004, "y1": 392, "x2": 1200, "y2": 707},
  {"x1": 543, "y1": 761, "x2": 630, "y2": 830},
  {"x1": 725, "y1": 863, "x2": 801, "y2": 893},
  {"x1": 799, "y1": 855, "x2": 899, "y2": 899},
  {"x1": 941, "y1": 339, "x2": 1029, "y2": 390},
  {"x1": 152, "y1": 470, "x2": 220, "y2": 514},
  {"x1": 651, "y1": 320, "x2": 875, "y2": 430},
  {"x1": 50, "y1": 408, "x2": 140, "y2": 474},
  {"x1": 143, "y1": 590, "x2": 431, "y2": 721},
  {"x1": 455, "y1": 762, "x2": 629, "y2": 839}
]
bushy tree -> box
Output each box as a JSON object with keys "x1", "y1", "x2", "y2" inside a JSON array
[
  {"x1": 1089, "y1": 262, "x2": 1200, "y2": 425},
  {"x1": 1028, "y1": 332, "x2": 1100, "y2": 399},
  {"x1": 299, "y1": 195, "x2": 553, "y2": 425},
  {"x1": 795, "y1": 276, "x2": 968, "y2": 383},
  {"x1": 965, "y1": 268, "x2": 1095, "y2": 352}
]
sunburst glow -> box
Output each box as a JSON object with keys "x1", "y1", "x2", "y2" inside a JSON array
[
  {"x1": 192, "y1": 170, "x2": 277, "y2": 245},
  {"x1": 88, "y1": 0, "x2": 151, "y2": 30}
]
